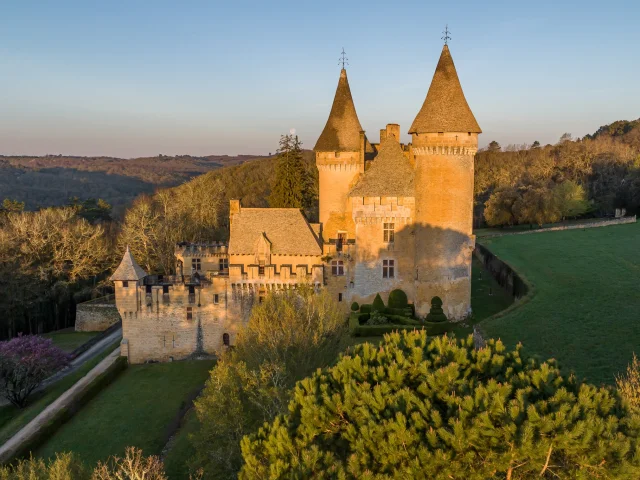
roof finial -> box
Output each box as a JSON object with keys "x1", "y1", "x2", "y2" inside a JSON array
[
  {"x1": 339, "y1": 48, "x2": 349, "y2": 69},
  {"x1": 442, "y1": 24, "x2": 451, "y2": 45}
]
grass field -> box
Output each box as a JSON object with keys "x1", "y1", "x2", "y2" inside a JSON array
[
  {"x1": 0, "y1": 339, "x2": 120, "y2": 445},
  {"x1": 480, "y1": 221, "x2": 640, "y2": 386},
  {"x1": 36, "y1": 359, "x2": 215, "y2": 467},
  {"x1": 162, "y1": 409, "x2": 200, "y2": 480},
  {"x1": 43, "y1": 329, "x2": 98, "y2": 352}
]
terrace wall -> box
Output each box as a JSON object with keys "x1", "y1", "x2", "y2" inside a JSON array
[{"x1": 75, "y1": 296, "x2": 121, "y2": 332}]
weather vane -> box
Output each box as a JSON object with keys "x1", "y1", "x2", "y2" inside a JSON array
[
  {"x1": 442, "y1": 25, "x2": 451, "y2": 45},
  {"x1": 339, "y1": 48, "x2": 349, "y2": 69}
]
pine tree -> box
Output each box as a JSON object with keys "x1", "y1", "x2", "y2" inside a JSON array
[
  {"x1": 269, "y1": 135, "x2": 313, "y2": 210},
  {"x1": 240, "y1": 332, "x2": 640, "y2": 479}
]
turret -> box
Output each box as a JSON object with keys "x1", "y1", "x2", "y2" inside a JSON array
[
  {"x1": 110, "y1": 246, "x2": 148, "y2": 316},
  {"x1": 314, "y1": 67, "x2": 370, "y2": 243},
  {"x1": 410, "y1": 44, "x2": 481, "y2": 320}
]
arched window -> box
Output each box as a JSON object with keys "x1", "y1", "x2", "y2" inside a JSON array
[{"x1": 222, "y1": 333, "x2": 230, "y2": 346}]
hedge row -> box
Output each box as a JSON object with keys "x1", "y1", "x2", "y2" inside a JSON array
[
  {"x1": 349, "y1": 314, "x2": 456, "y2": 337},
  {"x1": 359, "y1": 304, "x2": 413, "y2": 318},
  {"x1": 9, "y1": 355, "x2": 128, "y2": 462}
]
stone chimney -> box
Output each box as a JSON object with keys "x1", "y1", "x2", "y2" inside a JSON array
[{"x1": 386, "y1": 124, "x2": 400, "y2": 142}]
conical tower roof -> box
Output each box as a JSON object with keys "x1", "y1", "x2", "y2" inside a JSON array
[
  {"x1": 110, "y1": 246, "x2": 148, "y2": 281},
  {"x1": 409, "y1": 45, "x2": 481, "y2": 134},
  {"x1": 314, "y1": 69, "x2": 367, "y2": 152}
]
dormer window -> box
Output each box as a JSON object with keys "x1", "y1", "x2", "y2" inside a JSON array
[{"x1": 336, "y1": 232, "x2": 347, "y2": 252}]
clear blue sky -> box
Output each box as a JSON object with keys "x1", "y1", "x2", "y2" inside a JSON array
[{"x1": 1, "y1": 0, "x2": 639, "y2": 157}]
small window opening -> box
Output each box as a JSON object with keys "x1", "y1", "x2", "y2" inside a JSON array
[
  {"x1": 383, "y1": 223, "x2": 395, "y2": 243},
  {"x1": 191, "y1": 258, "x2": 201, "y2": 272},
  {"x1": 186, "y1": 307, "x2": 193, "y2": 320},
  {"x1": 214, "y1": 294, "x2": 219, "y2": 304},
  {"x1": 383, "y1": 259, "x2": 395, "y2": 278},
  {"x1": 336, "y1": 232, "x2": 347, "y2": 252},
  {"x1": 258, "y1": 260, "x2": 265, "y2": 276},
  {"x1": 122, "y1": 281, "x2": 129, "y2": 288},
  {"x1": 223, "y1": 333, "x2": 230, "y2": 346},
  {"x1": 331, "y1": 260, "x2": 344, "y2": 276},
  {"x1": 338, "y1": 293, "x2": 343, "y2": 302}
]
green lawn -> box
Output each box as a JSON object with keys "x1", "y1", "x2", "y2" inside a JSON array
[
  {"x1": 43, "y1": 329, "x2": 99, "y2": 352},
  {"x1": 480, "y1": 221, "x2": 640, "y2": 385},
  {"x1": 0, "y1": 339, "x2": 120, "y2": 445},
  {"x1": 162, "y1": 409, "x2": 200, "y2": 480},
  {"x1": 36, "y1": 359, "x2": 215, "y2": 467}
]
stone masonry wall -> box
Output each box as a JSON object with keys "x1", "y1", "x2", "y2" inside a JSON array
[{"x1": 75, "y1": 299, "x2": 121, "y2": 332}]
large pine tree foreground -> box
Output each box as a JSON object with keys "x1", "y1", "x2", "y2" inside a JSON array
[{"x1": 240, "y1": 332, "x2": 640, "y2": 479}]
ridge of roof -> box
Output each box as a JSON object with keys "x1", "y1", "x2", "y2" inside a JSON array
[
  {"x1": 349, "y1": 138, "x2": 414, "y2": 197},
  {"x1": 314, "y1": 69, "x2": 366, "y2": 152},
  {"x1": 409, "y1": 45, "x2": 481, "y2": 134}
]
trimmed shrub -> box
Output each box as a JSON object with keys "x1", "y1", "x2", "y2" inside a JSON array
[
  {"x1": 388, "y1": 289, "x2": 408, "y2": 309},
  {"x1": 350, "y1": 302, "x2": 359, "y2": 312},
  {"x1": 366, "y1": 311, "x2": 388, "y2": 326},
  {"x1": 372, "y1": 294, "x2": 385, "y2": 312},
  {"x1": 351, "y1": 324, "x2": 424, "y2": 337},
  {"x1": 424, "y1": 321, "x2": 455, "y2": 336},
  {"x1": 388, "y1": 315, "x2": 421, "y2": 326},
  {"x1": 384, "y1": 307, "x2": 412, "y2": 317},
  {"x1": 360, "y1": 304, "x2": 372, "y2": 314},
  {"x1": 426, "y1": 296, "x2": 447, "y2": 323},
  {"x1": 357, "y1": 313, "x2": 370, "y2": 325}
]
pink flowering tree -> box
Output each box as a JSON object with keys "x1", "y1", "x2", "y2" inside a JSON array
[{"x1": 0, "y1": 335, "x2": 71, "y2": 408}]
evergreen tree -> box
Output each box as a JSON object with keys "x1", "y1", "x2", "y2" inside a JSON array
[
  {"x1": 269, "y1": 135, "x2": 313, "y2": 211},
  {"x1": 240, "y1": 332, "x2": 640, "y2": 479}
]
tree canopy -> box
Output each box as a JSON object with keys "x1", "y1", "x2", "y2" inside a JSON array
[{"x1": 240, "y1": 332, "x2": 640, "y2": 479}]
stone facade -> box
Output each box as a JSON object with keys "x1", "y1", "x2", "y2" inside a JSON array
[{"x1": 110, "y1": 42, "x2": 482, "y2": 363}]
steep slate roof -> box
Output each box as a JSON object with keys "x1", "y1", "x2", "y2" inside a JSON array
[
  {"x1": 110, "y1": 246, "x2": 148, "y2": 281},
  {"x1": 314, "y1": 69, "x2": 368, "y2": 152},
  {"x1": 409, "y1": 45, "x2": 481, "y2": 134},
  {"x1": 229, "y1": 208, "x2": 322, "y2": 256},
  {"x1": 349, "y1": 138, "x2": 414, "y2": 197}
]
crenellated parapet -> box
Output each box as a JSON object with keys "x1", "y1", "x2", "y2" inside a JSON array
[{"x1": 412, "y1": 145, "x2": 477, "y2": 156}]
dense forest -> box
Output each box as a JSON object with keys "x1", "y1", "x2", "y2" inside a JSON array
[
  {"x1": 0, "y1": 119, "x2": 638, "y2": 338},
  {"x1": 0, "y1": 154, "x2": 267, "y2": 216},
  {"x1": 475, "y1": 118, "x2": 640, "y2": 227}
]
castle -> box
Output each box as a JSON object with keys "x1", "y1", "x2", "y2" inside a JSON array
[{"x1": 111, "y1": 43, "x2": 481, "y2": 364}]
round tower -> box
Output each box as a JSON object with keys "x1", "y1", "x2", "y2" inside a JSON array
[
  {"x1": 314, "y1": 68, "x2": 369, "y2": 243},
  {"x1": 410, "y1": 44, "x2": 481, "y2": 320}
]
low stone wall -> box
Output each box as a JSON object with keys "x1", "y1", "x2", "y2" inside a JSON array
[
  {"x1": 480, "y1": 215, "x2": 636, "y2": 239},
  {"x1": 474, "y1": 244, "x2": 528, "y2": 299},
  {"x1": 75, "y1": 296, "x2": 121, "y2": 332}
]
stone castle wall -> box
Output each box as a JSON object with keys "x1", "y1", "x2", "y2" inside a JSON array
[{"x1": 75, "y1": 296, "x2": 121, "y2": 332}]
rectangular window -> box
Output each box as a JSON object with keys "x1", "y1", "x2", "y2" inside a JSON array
[
  {"x1": 338, "y1": 293, "x2": 343, "y2": 302},
  {"x1": 214, "y1": 294, "x2": 219, "y2": 304},
  {"x1": 383, "y1": 259, "x2": 395, "y2": 278},
  {"x1": 186, "y1": 307, "x2": 193, "y2": 320},
  {"x1": 258, "y1": 260, "x2": 265, "y2": 276},
  {"x1": 331, "y1": 260, "x2": 344, "y2": 276},
  {"x1": 336, "y1": 232, "x2": 347, "y2": 252},
  {"x1": 122, "y1": 281, "x2": 129, "y2": 288},
  {"x1": 219, "y1": 258, "x2": 229, "y2": 271},
  {"x1": 191, "y1": 258, "x2": 201, "y2": 272},
  {"x1": 383, "y1": 223, "x2": 395, "y2": 243}
]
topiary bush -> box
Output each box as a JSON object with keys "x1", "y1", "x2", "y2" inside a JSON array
[
  {"x1": 360, "y1": 304, "x2": 372, "y2": 314},
  {"x1": 240, "y1": 332, "x2": 640, "y2": 479},
  {"x1": 371, "y1": 294, "x2": 385, "y2": 312},
  {"x1": 350, "y1": 301, "x2": 359, "y2": 312},
  {"x1": 425, "y1": 296, "x2": 447, "y2": 322},
  {"x1": 357, "y1": 313, "x2": 370, "y2": 325},
  {"x1": 387, "y1": 289, "x2": 408, "y2": 309}
]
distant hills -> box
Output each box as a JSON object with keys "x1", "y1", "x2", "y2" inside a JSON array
[{"x1": 0, "y1": 154, "x2": 270, "y2": 216}]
